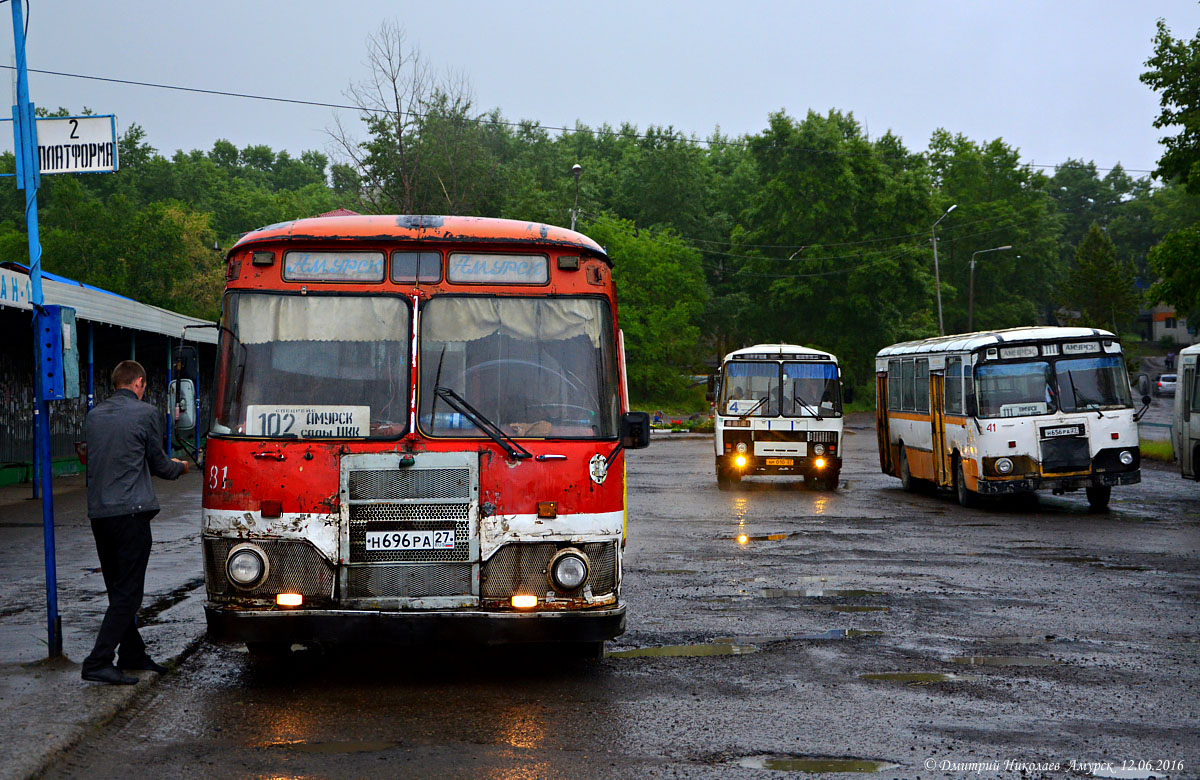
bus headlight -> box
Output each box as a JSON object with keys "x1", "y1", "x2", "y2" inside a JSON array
[
  {"x1": 548, "y1": 549, "x2": 589, "y2": 593},
  {"x1": 1119, "y1": 450, "x2": 1134, "y2": 466},
  {"x1": 226, "y1": 544, "x2": 268, "y2": 588},
  {"x1": 734, "y1": 455, "x2": 747, "y2": 468},
  {"x1": 812, "y1": 443, "x2": 826, "y2": 456},
  {"x1": 735, "y1": 442, "x2": 748, "y2": 454},
  {"x1": 995, "y1": 457, "x2": 1014, "y2": 475}
]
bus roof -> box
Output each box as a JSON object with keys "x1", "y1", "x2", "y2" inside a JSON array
[
  {"x1": 229, "y1": 215, "x2": 611, "y2": 265},
  {"x1": 724, "y1": 343, "x2": 838, "y2": 362},
  {"x1": 876, "y1": 326, "x2": 1117, "y2": 358},
  {"x1": 1181, "y1": 342, "x2": 1200, "y2": 357}
]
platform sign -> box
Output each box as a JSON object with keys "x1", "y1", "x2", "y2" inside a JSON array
[{"x1": 36, "y1": 115, "x2": 118, "y2": 174}]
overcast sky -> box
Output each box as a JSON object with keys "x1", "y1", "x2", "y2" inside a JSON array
[{"x1": 9, "y1": 1, "x2": 1200, "y2": 178}]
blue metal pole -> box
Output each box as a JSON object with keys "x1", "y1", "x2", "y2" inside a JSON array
[
  {"x1": 166, "y1": 338, "x2": 173, "y2": 453},
  {"x1": 11, "y1": 0, "x2": 62, "y2": 657},
  {"x1": 87, "y1": 322, "x2": 94, "y2": 411}
]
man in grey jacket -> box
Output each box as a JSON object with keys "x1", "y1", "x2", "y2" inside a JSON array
[{"x1": 81, "y1": 360, "x2": 188, "y2": 685}]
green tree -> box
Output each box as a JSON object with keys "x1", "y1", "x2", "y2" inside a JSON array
[
  {"x1": 1141, "y1": 19, "x2": 1200, "y2": 193},
  {"x1": 1060, "y1": 223, "x2": 1140, "y2": 331},
  {"x1": 1147, "y1": 224, "x2": 1200, "y2": 323}
]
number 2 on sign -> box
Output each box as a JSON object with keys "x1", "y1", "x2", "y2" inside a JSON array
[{"x1": 208, "y1": 465, "x2": 228, "y2": 489}]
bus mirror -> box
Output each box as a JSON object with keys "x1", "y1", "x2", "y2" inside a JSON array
[
  {"x1": 843, "y1": 386, "x2": 855, "y2": 405},
  {"x1": 174, "y1": 345, "x2": 200, "y2": 385},
  {"x1": 705, "y1": 375, "x2": 717, "y2": 403},
  {"x1": 170, "y1": 379, "x2": 197, "y2": 431},
  {"x1": 620, "y1": 412, "x2": 651, "y2": 449}
]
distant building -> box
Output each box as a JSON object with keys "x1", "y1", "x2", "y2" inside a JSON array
[{"x1": 1149, "y1": 304, "x2": 1196, "y2": 345}]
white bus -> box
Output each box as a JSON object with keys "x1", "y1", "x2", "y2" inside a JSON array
[
  {"x1": 875, "y1": 327, "x2": 1146, "y2": 511},
  {"x1": 1174, "y1": 343, "x2": 1200, "y2": 480},
  {"x1": 712, "y1": 344, "x2": 847, "y2": 490}
]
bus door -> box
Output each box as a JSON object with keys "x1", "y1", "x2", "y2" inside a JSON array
[
  {"x1": 1184, "y1": 363, "x2": 1196, "y2": 478},
  {"x1": 876, "y1": 371, "x2": 892, "y2": 475},
  {"x1": 930, "y1": 371, "x2": 949, "y2": 487}
]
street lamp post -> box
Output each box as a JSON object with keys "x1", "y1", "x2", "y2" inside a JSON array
[
  {"x1": 931, "y1": 204, "x2": 957, "y2": 336},
  {"x1": 570, "y1": 163, "x2": 582, "y2": 231},
  {"x1": 968, "y1": 245, "x2": 1013, "y2": 331}
]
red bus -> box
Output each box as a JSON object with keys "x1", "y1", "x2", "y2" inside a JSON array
[{"x1": 196, "y1": 215, "x2": 649, "y2": 656}]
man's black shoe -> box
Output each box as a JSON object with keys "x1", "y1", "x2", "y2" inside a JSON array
[
  {"x1": 82, "y1": 666, "x2": 138, "y2": 685},
  {"x1": 117, "y1": 657, "x2": 168, "y2": 674}
]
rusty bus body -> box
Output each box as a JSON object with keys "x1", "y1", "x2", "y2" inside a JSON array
[{"x1": 199, "y1": 215, "x2": 648, "y2": 654}]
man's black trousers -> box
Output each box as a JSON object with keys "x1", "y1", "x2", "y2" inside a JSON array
[{"x1": 82, "y1": 512, "x2": 155, "y2": 672}]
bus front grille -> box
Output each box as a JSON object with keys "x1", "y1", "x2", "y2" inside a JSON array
[
  {"x1": 1040, "y1": 436, "x2": 1091, "y2": 473},
  {"x1": 203, "y1": 536, "x2": 335, "y2": 601},
  {"x1": 344, "y1": 564, "x2": 473, "y2": 598},
  {"x1": 481, "y1": 542, "x2": 617, "y2": 598}
]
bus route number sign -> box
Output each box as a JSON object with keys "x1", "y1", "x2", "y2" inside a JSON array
[{"x1": 244, "y1": 405, "x2": 369, "y2": 438}]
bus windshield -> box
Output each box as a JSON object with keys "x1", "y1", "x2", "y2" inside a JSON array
[
  {"x1": 976, "y1": 361, "x2": 1056, "y2": 419},
  {"x1": 720, "y1": 361, "x2": 780, "y2": 417},
  {"x1": 214, "y1": 293, "x2": 411, "y2": 438},
  {"x1": 1057, "y1": 356, "x2": 1132, "y2": 412},
  {"x1": 783, "y1": 361, "x2": 841, "y2": 417},
  {"x1": 418, "y1": 296, "x2": 619, "y2": 439}
]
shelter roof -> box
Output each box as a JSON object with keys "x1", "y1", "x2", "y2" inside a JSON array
[{"x1": 0, "y1": 263, "x2": 216, "y2": 344}]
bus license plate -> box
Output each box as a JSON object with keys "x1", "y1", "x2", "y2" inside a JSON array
[
  {"x1": 765, "y1": 458, "x2": 793, "y2": 466},
  {"x1": 364, "y1": 530, "x2": 455, "y2": 551}
]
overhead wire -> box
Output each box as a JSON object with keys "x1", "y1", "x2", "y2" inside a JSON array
[{"x1": 0, "y1": 65, "x2": 1154, "y2": 175}]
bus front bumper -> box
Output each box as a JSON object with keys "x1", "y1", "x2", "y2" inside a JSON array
[
  {"x1": 975, "y1": 470, "x2": 1140, "y2": 495},
  {"x1": 205, "y1": 603, "x2": 626, "y2": 646}
]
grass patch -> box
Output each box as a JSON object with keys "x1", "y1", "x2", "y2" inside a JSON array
[{"x1": 1140, "y1": 440, "x2": 1176, "y2": 462}]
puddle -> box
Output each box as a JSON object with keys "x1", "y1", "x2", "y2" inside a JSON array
[
  {"x1": 607, "y1": 642, "x2": 759, "y2": 658},
  {"x1": 986, "y1": 634, "x2": 1060, "y2": 644},
  {"x1": 859, "y1": 672, "x2": 962, "y2": 683},
  {"x1": 950, "y1": 655, "x2": 1058, "y2": 667},
  {"x1": 656, "y1": 569, "x2": 697, "y2": 575},
  {"x1": 270, "y1": 740, "x2": 397, "y2": 753},
  {"x1": 802, "y1": 604, "x2": 889, "y2": 613},
  {"x1": 795, "y1": 629, "x2": 885, "y2": 640},
  {"x1": 737, "y1": 755, "x2": 898, "y2": 773},
  {"x1": 760, "y1": 588, "x2": 885, "y2": 598},
  {"x1": 732, "y1": 532, "x2": 794, "y2": 544}
]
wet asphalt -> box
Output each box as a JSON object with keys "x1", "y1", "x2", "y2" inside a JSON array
[{"x1": 40, "y1": 415, "x2": 1200, "y2": 780}]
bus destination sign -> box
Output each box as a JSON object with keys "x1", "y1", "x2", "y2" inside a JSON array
[
  {"x1": 447, "y1": 253, "x2": 549, "y2": 284},
  {"x1": 36, "y1": 115, "x2": 118, "y2": 174},
  {"x1": 245, "y1": 405, "x2": 369, "y2": 438},
  {"x1": 283, "y1": 251, "x2": 385, "y2": 282}
]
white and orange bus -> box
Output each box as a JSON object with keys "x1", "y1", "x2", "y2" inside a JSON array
[
  {"x1": 192, "y1": 215, "x2": 649, "y2": 657},
  {"x1": 875, "y1": 327, "x2": 1144, "y2": 511}
]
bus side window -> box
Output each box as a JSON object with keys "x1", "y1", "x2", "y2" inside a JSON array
[
  {"x1": 964, "y1": 364, "x2": 976, "y2": 416},
  {"x1": 915, "y1": 358, "x2": 930, "y2": 412},
  {"x1": 901, "y1": 359, "x2": 915, "y2": 411},
  {"x1": 945, "y1": 356, "x2": 962, "y2": 414},
  {"x1": 887, "y1": 359, "x2": 901, "y2": 410}
]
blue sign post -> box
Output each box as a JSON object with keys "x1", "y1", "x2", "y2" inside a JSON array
[{"x1": 10, "y1": 0, "x2": 60, "y2": 658}]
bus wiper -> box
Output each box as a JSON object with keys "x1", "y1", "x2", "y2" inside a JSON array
[
  {"x1": 791, "y1": 392, "x2": 822, "y2": 420},
  {"x1": 738, "y1": 396, "x2": 768, "y2": 419},
  {"x1": 1066, "y1": 370, "x2": 1105, "y2": 418},
  {"x1": 435, "y1": 385, "x2": 532, "y2": 460}
]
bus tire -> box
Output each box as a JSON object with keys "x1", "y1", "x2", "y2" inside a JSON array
[
  {"x1": 823, "y1": 470, "x2": 840, "y2": 491},
  {"x1": 246, "y1": 641, "x2": 291, "y2": 659},
  {"x1": 898, "y1": 447, "x2": 917, "y2": 492},
  {"x1": 1086, "y1": 485, "x2": 1111, "y2": 512},
  {"x1": 717, "y1": 468, "x2": 740, "y2": 491},
  {"x1": 954, "y1": 458, "x2": 979, "y2": 508}
]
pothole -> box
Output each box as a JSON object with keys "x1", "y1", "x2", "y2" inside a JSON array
[
  {"x1": 269, "y1": 740, "x2": 398, "y2": 753},
  {"x1": 801, "y1": 604, "x2": 889, "y2": 613},
  {"x1": 859, "y1": 672, "x2": 962, "y2": 683},
  {"x1": 949, "y1": 655, "x2": 1058, "y2": 667},
  {"x1": 795, "y1": 629, "x2": 885, "y2": 640},
  {"x1": 759, "y1": 588, "x2": 885, "y2": 598},
  {"x1": 736, "y1": 755, "x2": 899, "y2": 773},
  {"x1": 607, "y1": 642, "x2": 759, "y2": 658}
]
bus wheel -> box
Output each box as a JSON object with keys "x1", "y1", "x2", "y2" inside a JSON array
[
  {"x1": 1086, "y1": 485, "x2": 1111, "y2": 512},
  {"x1": 954, "y1": 458, "x2": 979, "y2": 508},
  {"x1": 562, "y1": 641, "x2": 605, "y2": 660},
  {"x1": 823, "y1": 470, "x2": 840, "y2": 491},
  {"x1": 717, "y1": 469, "x2": 739, "y2": 490},
  {"x1": 899, "y1": 448, "x2": 917, "y2": 492}
]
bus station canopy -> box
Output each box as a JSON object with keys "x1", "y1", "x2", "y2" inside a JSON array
[{"x1": 0, "y1": 262, "x2": 216, "y2": 344}]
